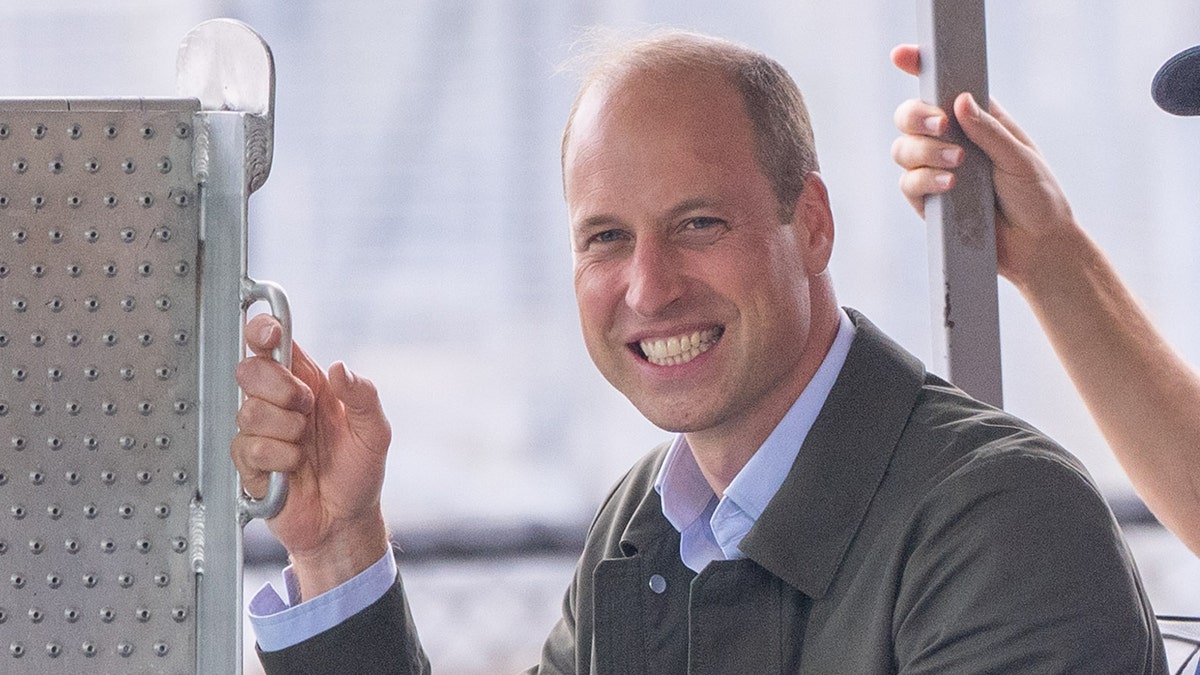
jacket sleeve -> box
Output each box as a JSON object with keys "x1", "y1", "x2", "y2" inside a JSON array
[
  {"x1": 892, "y1": 449, "x2": 1166, "y2": 675},
  {"x1": 256, "y1": 574, "x2": 431, "y2": 675}
]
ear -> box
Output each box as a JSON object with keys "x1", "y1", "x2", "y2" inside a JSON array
[{"x1": 792, "y1": 172, "x2": 835, "y2": 274}]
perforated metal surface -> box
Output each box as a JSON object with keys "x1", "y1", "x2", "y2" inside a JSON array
[{"x1": 0, "y1": 100, "x2": 200, "y2": 672}]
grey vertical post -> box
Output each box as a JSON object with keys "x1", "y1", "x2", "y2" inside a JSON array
[
  {"x1": 195, "y1": 110, "x2": 247, "y2": 675},
  {"x1": 917, "y1": 0, "x2": 1004, "y2": 407}
]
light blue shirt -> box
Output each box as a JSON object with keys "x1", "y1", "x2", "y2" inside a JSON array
[
  {"x1": 654, "y1": 309, "x2": 855, "y2": 572},
  {"x1": 250, "y1": 309, "x2": 856, "y2": 650}
]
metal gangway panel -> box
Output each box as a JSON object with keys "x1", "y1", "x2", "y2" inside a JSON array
[{"x1": 0, "y1": 19, "x2": 287, "y2": 674}]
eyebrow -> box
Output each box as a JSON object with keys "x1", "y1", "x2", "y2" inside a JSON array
[{"x1": 570, "y1": 197, "x2": 723, "y2": 236}]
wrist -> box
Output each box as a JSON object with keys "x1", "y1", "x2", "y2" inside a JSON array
[{"x1": 288, "y1": 511, "x2": 391, "y2": 601}]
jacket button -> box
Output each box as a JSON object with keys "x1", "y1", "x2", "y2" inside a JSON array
[{"x1": 648, "y1": 574, "x2": 667, "y2": 594}]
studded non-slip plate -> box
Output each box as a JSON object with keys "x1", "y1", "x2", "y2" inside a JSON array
[{"x1": 0, "y1": 100, "x2": 200, "y2": 672}]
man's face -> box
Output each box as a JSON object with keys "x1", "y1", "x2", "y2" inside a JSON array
[{"x1": 564, "y1": 66, "x2": 833, "y2": 447}]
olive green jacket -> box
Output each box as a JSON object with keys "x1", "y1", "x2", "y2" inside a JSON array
[{"x1": 259, "y1": 310, "x2": 1166, "y2": 674}]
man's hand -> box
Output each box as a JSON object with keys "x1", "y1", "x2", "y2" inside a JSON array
[
  {"x1": 233, "y1": 313, "x2": 392, "y2": 600},
  {"x1": 889, "y1": 43, "x2": 1081, "y2": 293}
]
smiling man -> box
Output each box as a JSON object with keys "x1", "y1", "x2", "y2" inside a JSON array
[{"x1": 237, "y1": 31, "x2": 1167, "y2": 674}]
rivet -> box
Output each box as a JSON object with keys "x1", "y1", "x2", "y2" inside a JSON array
[
  {"x1": 82, "y1": 366, "x2": 99, "y2": 380},
  {"x1": 29, "y1": 333, "x2": 44, "y2": 348},
  {"x1": 118, "y1": 436, "x2": 135, "y2": 450},
  {"x1": 31, "y1": 124, "x2": 46, "y2": 139},
  {"x1": 12, "y1": 297, "x2": 27, "y2": 312},
  {"x1": 45, "y1": 643, "x2": 61, "y2": 658},
  {"x1": 0, "y1": 333, "x2": 7, "y2": 346},
  {"x1": 175, "y1": 122, "x2": 190, "y2": 138},
  {"x1": 0, "y1": 195, "x2": 8, "y2": 207},
  {"x1": 100, "y1": 471, "x2": 116, "y2": 485},
  {"x1": 83, "y1": 158, "x2": 100, "y2": 173},
  {"x1": 63, "y1": 608, "x2": 79, "y2": 623},
  {"x1": 155, "y1": 504, "x2": 170, "y2": 518},
  {"x1": 80, "y1": 641, "x2": 96, "y2": 657},
  {"x1": 155, "y1": 435, "x2": 171, "y2": 449},
  {"x1": 84, "y1": 228, "x2": 99, "y2": 243},
  {"x1": 12, "y1": 158, "x2": 27, "y2": 173},
  {"x1": 101, "y1": 400, "x2": 117, "y2": 415},
  {"x1": 157, "y1": 157, "x2": 172, "y2": 173},
  {"x1": 66, "y1": 124, "x2": 81, "y2": 139},
  {"x1": 135, "y1": 607, "x2": 151, "y2": 622},
  {"x1": 119, "y1": 228, "x2": 136, "y2": 243},
  {"x1": 47, "y1": 159, "x2": 63, "y2": 174},
  {"x1": 29, "y1": 195, "x2": 44, "y2": 209},
  {"x1": 138, "y1": 261, "x2": 152, "y2": 276},
  {"x1": 154, "y1": 573, "x2": 170, "y2": 588},
  {"x1": 120, "y1": 366, "x2": 135, "y2": 380},
  {"x1": 66, "y1": 263, "x2": 81, "y2": 277},
  {"x1": 174, "y1": 330, "x2": 189, "y2": 346},
  {"x1": 10, "y1": 437, "x2": 25, "y2": 451},
  {"x1": 0, "y1": 540, "x2": 7, "y2": 554},
  {"x1": 83, "y1": 435, "x2": 98, "y2": 450},
  {"x1": 103, "y1": 124, "x2": 118, "y2": 139},
  {"x1": 27, "y1": 540, "x2": 43, "y2": 555},
  {"x1": 29, "y1": 400, "x2": 44, "y2": 415},
  {"x1": 137, "y1": 470, "x2": 151, "y2": 484},
  {"x1": 45, "y1": 573, "x2": 60, "y2": 589},
  {"x1": 102, "y1": 193, "x2": 117, "y2": 208},
  {"x1": 0, "y1": 265, "x2": 6, "y2": 279},
  {"x1": 136, "y1": 539, "x2": 152, "y2": 553},
  {"x1": 154, "y1": 642, "x2": 169, "y2": 657},
  {"x1": 27, "y1": 607, "x2": 42, "y2": 622},
  {"x1": 102, "y1": 262, "x2": 117, "y2": 277},
  {"x1": 155, "y1": 227, "x2": 172, "y2": 242},
  {"x1": 0, "y1": 473, "x2": 6, "y2": 485},
  {"x1": 11, "y1": 367, "x2": 26, "y2": 381},
  {"x1": 28, "y1": 470, "x2": 43, "y2": 485},
  {"x1": 65, "y1": 194, "x2": 81, "y2": 208},
  {"x1": 174, "y1": 260, "x2": 189, "y2": 276},
  {"x1": 46, "y1": 504, "x2": 61, "y2": 520},
  {"x1": 140, "y1": 125, "x2": 155, "y2": 139},
  {"x1": 102, "y1": 333, "x2": 118, "y2": 347},
  {"x1": 137, "y1": 192, "x2": 153, "y2": 207},
  {"x1": 10, "y1": 643, "x2": 24, "y2": 658},
  {"x1": 156, "y1": 295, "x2": 172, "y2": 311},
  {"x1": 10, "y1": 574, "x2": 25, "y2": 589},
  {"x1": 156, "y1": 366, "x2": 173, "y2": 380},
  {"x1": 47, "y1": 297, "x2": 64, "y2": 312},
  {"x1": 10, "y1": 229, "x2": 25, "y2": 243},
  {"x1": 29, "y1": 263, "x2": 45, "y2": 278},
  {"x1": 64, "y1": 472, "x2": 80, "y2": 485},
  {"x1": 99, "y1": 607, "x2": 115, "y2": 622},
  {"x1": 9, "y1": 505, "x2": 24, "y2": 519},
  {"x1": 117, "y1": 504, "x2": 134, "y2": 519},
  {"x1": 66, "y1": 332, "x2": 83, "y2": 347},
  {"x1": 48, "y1": 228, "x2": 64, "y2": 242},
  {"x1": 138, "y1": 333, "x2": 153, "y2": 347},
  {"x1": 171, "y1": 606, "x2": 188, "y2": 622},
  {"x1": 173, "y1": 400, "x2": 190, "y2": 414},
  {"x1": 171, "y1": 537, "x2": 187, "y2": 553},
  {"x1": 64, "y1": 539, "x2": 79, "y2": 554},
  {"x1": 0, "y1": 124, "x2": 9, "y2": 139},
  {"x1": 118, "y1": 574, "x2": 134, "y2": 588},
  {"x1": 82, "y1": 504, "x2": 98, "y2": 519},
  {"x1": 99, "y1": 540, "x2": 115, "y2": 554},
  {"x1": 121, "y1": 158, "x2": 136, "y2": 173},
  {"x1": 46, "y1": 436, "x2": 61, "y2": 450},
  {"x1": 81, "y1": 573, "x2": 97, "y2": 588},
  {"x1": 120, "y1": 296, "x2": 136, "y2": 312},
  {"x1": 117, "y1": 642, "x2": 133, "y2": 657},
  {"x1": 0, "y1": 609, "x2": 5, "y2": 623}
]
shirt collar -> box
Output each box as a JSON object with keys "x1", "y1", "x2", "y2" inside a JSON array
[{"x1": 655, "y1": 309, "x2": 857, "y2": 534}]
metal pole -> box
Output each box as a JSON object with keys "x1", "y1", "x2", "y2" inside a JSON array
[{"x1": 917, "y1": 0, "x2": 1004, "y2": 408}]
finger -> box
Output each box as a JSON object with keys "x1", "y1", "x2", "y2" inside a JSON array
[
  {"x1": 891, "y1": 134, "x2": 964, "y2": 171},
  {"x1": 236, "y1": 396, "x2": 310, "y2": 443},
  {"x1": 890, "y1": 44, "x2": 920, "y2": 76},
  {"x1": 245, "y1": 314, "x2": 282, "y2": 357},
  {"x1": 231, "y1": 434, "x2": 304, "y2": 493},
  {"x1": 236, "y1": 356, "x2": 315, "y2": 414},
  {"x1": 327, "y1": 362, "x2": 393, "y2": 454},
  {"x1": 894, "y1": 98, "x2": 949, "y2": 137},
  {"x1": 899, "y1": 167, "x2": 955, "y2": 210}
]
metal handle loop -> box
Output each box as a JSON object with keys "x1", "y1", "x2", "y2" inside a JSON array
[{"x1": 238, "y1": 277, "x2": 292, "y2": 523}]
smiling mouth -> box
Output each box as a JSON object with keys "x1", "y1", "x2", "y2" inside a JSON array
[{"x1": 637, "y1": 327, "x2": 724, "y2": 366}]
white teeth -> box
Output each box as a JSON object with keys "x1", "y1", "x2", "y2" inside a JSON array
[{"x1": 640, "y1": 328, "x2": 722, "y2": 366}]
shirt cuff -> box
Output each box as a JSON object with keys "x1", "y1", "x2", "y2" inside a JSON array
[{"x1": 248, "y1": 549, "x2": 397, "y2": 652}]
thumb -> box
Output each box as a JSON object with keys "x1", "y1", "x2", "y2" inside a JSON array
[
  {"x1": 953, "y1": 93, "x2": 1032, "y2": 175},
  {"x1": 327, "y1": 361, "x2": 392, "y2": 453}
]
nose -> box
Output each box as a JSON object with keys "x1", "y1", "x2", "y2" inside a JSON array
[{"x1": 625, "y1": 239, "x2": 683, "y2": 318}]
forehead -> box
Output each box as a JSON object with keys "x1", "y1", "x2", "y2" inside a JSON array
[{"x1": 564, "y1": 66, "x2": 764, "y2": 209}]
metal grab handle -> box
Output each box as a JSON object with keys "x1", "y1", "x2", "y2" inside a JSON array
[{"x1": 238, "y1": 278, "x2": 292, "y2": 523}]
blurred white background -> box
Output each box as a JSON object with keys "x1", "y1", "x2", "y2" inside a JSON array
[{"x1": 2, "y1": 1, "x2": 1200, "y2": 672}]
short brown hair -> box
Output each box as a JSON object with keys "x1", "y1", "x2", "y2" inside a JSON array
[{"x1": 561, "y1": 29, "x2": 819, "y2": 221}]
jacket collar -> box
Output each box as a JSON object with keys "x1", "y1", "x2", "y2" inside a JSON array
[{"x1": 739, "y1": 309, "x2": 925, "y2": 599}]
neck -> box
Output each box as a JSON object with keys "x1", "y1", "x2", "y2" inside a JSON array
[{"x1": 685, "y1": 299, "x2": 841, "y2": 496}]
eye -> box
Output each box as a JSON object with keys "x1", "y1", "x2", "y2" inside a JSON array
[{"x1": 683, "y1": 217, "x2": 723, "y2": 231}]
